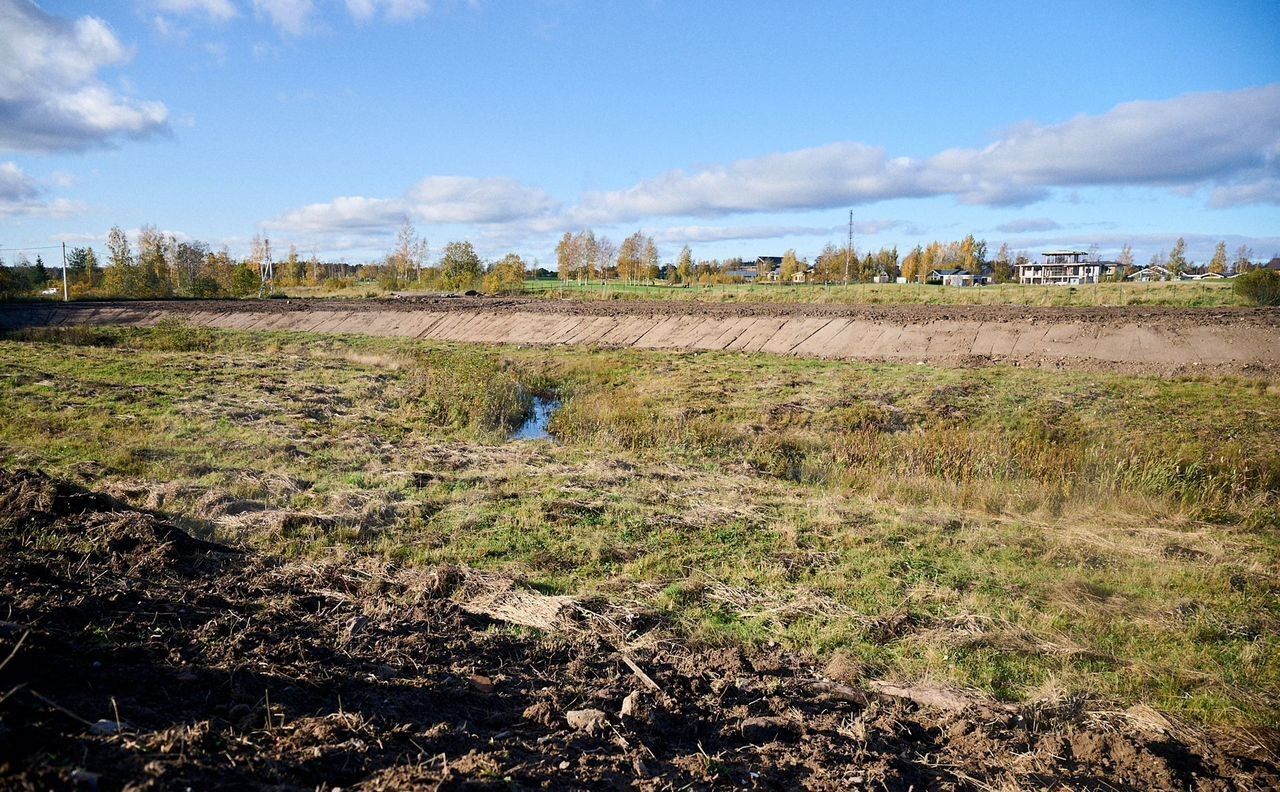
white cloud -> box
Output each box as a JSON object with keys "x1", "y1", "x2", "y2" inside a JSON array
[
  {"x1": 574, "y1": 85, "x2": 1280, "y2": 221},
  {"x1": 0, "y1": 162, "x2": 39, "y2": 202},
  {"x1": 650, "y1": 219, "x2": 907, "y2": 246},
  {"x1": 253, "y1": 0, "x2": 315, "y2": 35},
  {"x1": 269, "y1": 176, "x2": 558, "y2": 237},
  {"x1": 1002, "y1": 232, "x2": 1280, "y2": 264},
  {"x1": 0, "y1": 0, "x2": 169, "y2": 153},
  {"x1": 149, "y1": 0, "x2": 237, "y2": 21},
  {"x1": 571, "y1": 143, "x2": 930, "y2": 223},
  {"x1": 0, "y1": 161, "x2": 87, "y2": 218},
  {"x1": 996, "y1": 217, "x2": 1061, "y2": 233},
  {"x1": 51, "y1": 227, "x2": 195, "y2": 247},
  {"x1": 346, "y1": 0, "x2": 431, "y2": 21},
  {"x1": 273, "y1": 195, "x2": 405, "y2": 232},
  {"x1": 1209, "y1": 176, "x2": 1280, "y2": 207},
  {"x1": 407, "y1": 176, "x2": 557, "y2": 223}
]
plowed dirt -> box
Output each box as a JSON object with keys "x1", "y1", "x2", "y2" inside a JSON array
[{"x1": 2, "y1": 469, "x2": 1276, "y2": 790}]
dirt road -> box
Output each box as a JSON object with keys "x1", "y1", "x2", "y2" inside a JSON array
[
  {"x1": 3, "y1": 298, "x2": 1278, "y2": 375},
  {"x1": 3, "y1": 468, "x2": 1276, "y2": 790}
]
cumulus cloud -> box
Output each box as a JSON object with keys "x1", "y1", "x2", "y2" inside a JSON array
[
  {"x1": 0, "y1": 162, "x2": 39, "y2": 202},
  {"x1": 650, "y1": 219, "x2": 908, "y2": 245},
  {"x1": 346, "y1": 0, "x2": 432, "y2": 21},
  {"x1": 272, "y1": 196, "x2": 404, "y2": 232},
  {"x1": 1209, "y1": 175, "x2": 1280, "y2": 207},
  {"x1": 0, "y1": 1, "x2": 169, "y2": 153},
  {"x1": 406, "y1": 176, "x2": 557, "y2": 223},
  {"x1": 269, "y1": 176, "x2": 559, "y2": 235},
  {"x1": 1004, "y1": 232, "x2": 1280, "y2": 264},
  {"x1": 0, "y1": 162, "x2": 86, "y2": 218},
  {"x1": 652, "y1": 225, "x2": 833, "y2": 245},
  {"x1": 571, "y1": 143, "x2": 933, "y2": 223},
  {"x1": 253, "y1": 0, "x2": 315, "y2": 35},
  {"x1": 997, "y1": 217, "x2": 1062, "y2": 233},
  {"x1": 574, "y1": 85, "x2": 1280, "y2": 221},
  {"x1": 149, "y1": 0, "x2": 238, "y2": 21}
]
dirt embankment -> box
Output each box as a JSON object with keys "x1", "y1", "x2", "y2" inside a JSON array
[
  {"x1": 3, "y1": 298, "x2": 1280, "y2": 376},
  {"x1": 1, "y1": 468, "x2": 1277, "y2": 790}
]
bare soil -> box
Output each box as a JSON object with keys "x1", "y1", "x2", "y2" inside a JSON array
[{"x1": 2, "y1": 468, "x2": 1277, "y2": 790}]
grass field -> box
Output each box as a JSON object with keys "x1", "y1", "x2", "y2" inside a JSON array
[
  {"x1": 2, "y1": 324, "x2": 1277, "y2": 727},
  {"x1": 517, "y1": 278, "x2": 1248, "y2": 307},
  {"x1": 273, "y1": 277, "x2": 1249, "y2": 308}
]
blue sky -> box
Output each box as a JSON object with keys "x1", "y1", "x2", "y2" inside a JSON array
[{"x1": 2, "y1": 0, "x2": 1279, "y2": 267}]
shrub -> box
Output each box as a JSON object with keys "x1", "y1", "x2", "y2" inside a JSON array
[
  {"x1": 406, "y1": 349, "x2": 530, "y2": 434},
  {"x1": 229, "y1": 264, "x2": 260, "y2": 297},
  {"x1": 189, "y1": 276, "x2": 224, "y2": 298},
  {"x1": 1233, "y1": 269, "x2": 1280, "y2": 306}
]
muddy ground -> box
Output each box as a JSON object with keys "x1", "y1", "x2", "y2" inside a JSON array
[{"x1": 2, "y1": 468, "x2": 1277, "y2": 790}]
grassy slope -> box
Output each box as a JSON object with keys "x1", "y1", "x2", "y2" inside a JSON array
[
  {"x1": 275, "y1": 278, "x2": 1248, "y2": 308},
  {"x1": 521, "y1": 279, "x2": 1247, "y2": 307},
  {"x1": 1, "y1": 324, "x2": 1277, "y2": 727}
]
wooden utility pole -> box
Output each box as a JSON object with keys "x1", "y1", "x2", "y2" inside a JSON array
[{"x1": 61, "y1": 242, "x2": 68, "y2": 302}]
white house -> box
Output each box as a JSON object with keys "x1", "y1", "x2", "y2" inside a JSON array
[
  {"x1": 1127, "y1": 264, "x2": 1174, "y2": 282},
  {"x1": 930, "y1": 267, "x2": 975, "y2": 287},
  {"x1": 1016, "y1": 251, "x2": 1108, "y2": 285}
]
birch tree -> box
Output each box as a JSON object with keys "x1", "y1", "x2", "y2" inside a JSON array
[
  {"x1": 1167, "y1": 237, "x2": 1188, "y2": 277},
  {"x1": 1208, "y1": 241, "x2": 1228, "y2": 275},
  {"x1": 1233, "y1": 245, "x2": 1253, "y2": 273}
]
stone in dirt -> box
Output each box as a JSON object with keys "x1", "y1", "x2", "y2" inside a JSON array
[
  {"x1": 618, "y1": 691, "x2": 640, "y2": 718},
  {"x1": 565, "y1": 708, "x2": 608, "y2": 734}
]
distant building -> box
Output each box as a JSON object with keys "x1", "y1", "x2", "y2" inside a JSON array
[
  {"x1": 930, "y1": 267, "x2": 974, "y2": 287},
  {"x1": 1126, "y1": 264, "x2": 1173, "y2": 282},
  {"x1": 752, "y1": 256, "x2": 782, "y2": 276},
  {"x1": 1016, "y1": 250, "x2": 1108, "y2": 285}
]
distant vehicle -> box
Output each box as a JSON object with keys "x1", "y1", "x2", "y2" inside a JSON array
[{"x1": 41, "y1": 287, "x2": 59, "y2": 295}]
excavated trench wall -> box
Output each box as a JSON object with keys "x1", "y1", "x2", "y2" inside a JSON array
[{"x1": 2, "y1": 301, "x2": 1277, "y2": 375}]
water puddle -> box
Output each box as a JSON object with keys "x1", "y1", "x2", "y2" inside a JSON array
[{"x1": 510, "y1": 396, "x2": 559, "y2": 441}]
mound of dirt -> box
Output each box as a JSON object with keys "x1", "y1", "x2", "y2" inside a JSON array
[
  {"x1": 4, "y1": 299, "x2": 1279, "y2": 377},
  {"x1": 0, "y1": 469, "x2": 1276, "y2": 790}
]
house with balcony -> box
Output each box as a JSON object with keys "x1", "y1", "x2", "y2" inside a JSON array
[{"x1": 1016, "y1": 250, "x2": 1109, "y2": 285}]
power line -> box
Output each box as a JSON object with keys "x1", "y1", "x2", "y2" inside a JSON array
[{"x1": 0, "y1": 244, "x2": 66, "y2": 252}]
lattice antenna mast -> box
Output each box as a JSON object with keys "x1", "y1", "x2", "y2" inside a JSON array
[
  {"x1": 844, "y1": 210, "x2": 853, "y2": 285},
  {"x1": 259, "y1": 236, "x2": 274, "y2": 297}
]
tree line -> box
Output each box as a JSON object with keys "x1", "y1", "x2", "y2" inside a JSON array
[
  {"x1": 3, "y1": 222, "x2": 1270, "y2": 301},
  {"x1": 0, "y1": 221, "x2": 536, "y2": 300}
]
